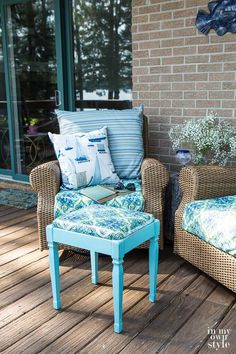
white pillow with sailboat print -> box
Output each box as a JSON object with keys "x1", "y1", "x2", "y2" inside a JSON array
[{"x1": 48, "y1": 127, "x2": 120, "y2": 190}]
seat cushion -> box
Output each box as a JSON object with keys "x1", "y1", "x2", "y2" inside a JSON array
[
  {"x1": 182, "y1": 195, "x2": 236, "y2": 257},
  {"x1": 54, "y1": 179, "x2": 144, "y2": 218},
  {"x1": 48, "y1": 127, "x2": 119, "y2": 190},
  {"x1": 53, "y1": 205, "x2": 154, "y2": 240},
  {"x1": 55, "y1": 106, "x2": 144, "y2": 179}
]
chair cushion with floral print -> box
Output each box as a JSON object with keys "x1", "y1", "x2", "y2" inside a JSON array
[
  {"x1": 182, "y1": 195, "x2": 236, "y2": 257},
  {"x1": 54, "y1": 179, "x2": 144, "y2": 219},
  {"x1": 53, "y1": 205, "x2": 154, "y2": 240}
]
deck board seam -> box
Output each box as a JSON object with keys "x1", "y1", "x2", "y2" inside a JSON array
[
  {"x1": 0, "y1": 258, "x2": 113, "y2": 332},
  {"x1": 0, "y1": 255, "x2": 50, "y2": 294},
  {"x1": 0, "y1": 232, "x2": 38, "y2": 256},
  {"x1": 0, "y1": 217, "x2": 37, "y2": 238},
  {"x1": 93, "y1": 267, "x2": 201, "y2": 354},
  {"x1": 153, "y1": 280, "x2": 218, "y2": 354},
  {"x1": 195, "y1": 298, "x2": 236, "y2": 354},
  {"x1": 45, "y1": 260, "x2": 188, "y2": 353},
  {"x1": 0, "y1": 250, "x2": 48, "y2": 280}
]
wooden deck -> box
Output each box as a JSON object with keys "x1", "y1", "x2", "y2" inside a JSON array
[{"x1": 0, "y1": 205, "x2": 235, "y2": 354}]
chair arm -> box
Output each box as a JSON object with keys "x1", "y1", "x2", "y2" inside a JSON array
[
  {"x1": 176, "y1": 165, "x2": 236, "y2": 228},
  {"x1": 30, "y1": 160, "x2": 61, "y2": 250},
  {"x1": 141, "y1": 158, "x2": 169, "y2": 249},
  {"x1": 30, "y1": 160, "x2": 61, "y2": 195}
]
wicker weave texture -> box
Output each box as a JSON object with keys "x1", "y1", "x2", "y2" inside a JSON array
[
  {"x1": 30, "y1": 161, "x2": 61, "y2": 250},
  {"x1": 30, "y1": 116, "x2": 169, "y2": 251},
  {"x1": 174, "y1": 165, "x2": 236, "y2": 293}
]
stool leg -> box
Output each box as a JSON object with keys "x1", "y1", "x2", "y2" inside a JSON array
[
  {"x1": 90, "y1": 251, "x2": 99, "y2": 284},
  {"x1": 149, "y1": 236, "x2": 158, "y2": 302},
  {"x1": 48, "y1": 241, "x2": 61, "y2": 310},
  {"x1": 112, "y1": 257, "x2": 124, "y2": 333}
]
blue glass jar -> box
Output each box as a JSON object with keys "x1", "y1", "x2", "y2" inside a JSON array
[{"x1": 175, "y1": 149, "x2": 192, "y2": 166}]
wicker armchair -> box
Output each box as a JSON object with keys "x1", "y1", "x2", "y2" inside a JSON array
[
  {"x1": 174, "y1": 165, "x2": 236, "y2": 293},
  {"x1": 30, "y1": 116, "x2": 169, "y2": 252}
]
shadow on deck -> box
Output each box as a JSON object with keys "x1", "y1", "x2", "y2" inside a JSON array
[{"x1": 0, "y1": 205, "x2": 235, "y2": 353}]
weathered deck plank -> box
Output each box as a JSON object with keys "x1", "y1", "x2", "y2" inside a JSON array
[
  {"x1": 0, "y1": 208, "x2": 36, "y2": 229},
  {"x1": 1, "y1": 256, "x2": 139, "y2": 352},
  {"x1": 0, "y1": 223, "x2": 37, "y2": 246},
  {"x1": 3, "y1": 254, "x2": 183, "y2": 354},
  {"x1": 0, "y1": 248, "x2": 47, "y2": 279},
  {"x1": 0, "y1": 254, "x2": 49, "y2": 293},
  {"x1": 158, "y1": 286, "x2": 235, "y2": 354},
  {"x1": 0, "y1": 231, "x2": 37, "y2": 255},
  {"x1": 0, "y1": 216, "x2": 36, "y2": 238},
  {"x1": 118, "y1": 275, "x2": 216, "y2": 354},
  {"x1": 43, "y1": 258, "x2": 191, "y2": 354},
  {"x1": 198, "y1": 301, "x2": 236, "y2": 353},
  {"x1": 0, "y1": 205, "x2": 235, "y2": 354}
]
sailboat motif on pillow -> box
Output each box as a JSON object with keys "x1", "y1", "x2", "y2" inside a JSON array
[{"x1": 48, "y1": 127, "x2": 119, "y2": 190}]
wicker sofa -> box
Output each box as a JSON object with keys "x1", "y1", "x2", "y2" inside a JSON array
[
  {"x1": 30, "y1": 116, "x2": 169, "y2": 252},
  {"x1": 174, "y1": 165, "x2": 236, "y2": 293}
]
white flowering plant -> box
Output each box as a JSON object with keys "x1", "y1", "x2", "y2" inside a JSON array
[{"x1": 169, "y1": 112, "x2": 236, "y2": 165}]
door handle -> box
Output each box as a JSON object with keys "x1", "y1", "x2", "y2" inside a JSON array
[{"x1": 55, "y1": 90, "x2": 62, "y2": 107}]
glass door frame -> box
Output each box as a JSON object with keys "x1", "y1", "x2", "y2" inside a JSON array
[{"x1": 0, "y1": 0, "x2": 75, "y2": 181}]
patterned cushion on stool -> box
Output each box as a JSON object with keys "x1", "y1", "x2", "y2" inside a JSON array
[
  {"x1": 54, "y1": 179, "x2": 144, "y2": 218},
  {"x1": 53, "y1": 205, "x2": 154, "y2": 240}
]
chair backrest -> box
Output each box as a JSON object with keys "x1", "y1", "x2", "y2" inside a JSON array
[
  {"x1": 53, "y1": 108, "x2": 149, "y2": 160},
  {"x1": 143, "y1": 115, "x2": 149, "y2": 158}
]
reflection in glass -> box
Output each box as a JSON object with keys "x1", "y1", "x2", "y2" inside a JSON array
[
  {"x1": 0, "y1": 15, "x2": 11, "y2": 170},
  {"x1": 6, "y1": 0, "x2": 58, "y2": 175},
  {"x1": 73, "y1": 0, "x2": 132, "y2": 109}
]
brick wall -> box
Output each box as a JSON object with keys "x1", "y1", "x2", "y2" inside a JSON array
[{"x1": 132, "y1": 0, "x2": 236, "y2": 171}]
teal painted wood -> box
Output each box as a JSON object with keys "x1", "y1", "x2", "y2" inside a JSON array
[
  {"x1": 62, "y1": 0, "x2": 75, "y2": 111},
  {"x1": 0, "y1": 0, "x2": 76, "y2": 181},
  {"x1": 51, "y1": 221, "x2": 159, "y2": 258},
  {"x1": 0, "y1": 0, "x2": 64, "y2": 182},
  {"x1": 54, "y1": 0, "x2": 75, "y2": 111},
  {"x1": 0, "y1": 168, "x2": 11, "y2": 176},
  {"x1": 54, "y1": 0, "x2": 65, "y2": 110},
  {"x1": 47, "y1": 225, "x2": 61, "y2": 310},
  {"x1": 1, "y1": 0, "x2": 29, "y2": 5},
  {"x1": 46, "y1": 219, "x2": 160, "y2": 333},
  {"x1": 90, "y1": 251, "x2": 99, "y2": 285},
  {"x1": 149, "y1": 236, "x2": 158, "y2": 302},
  {"x1": 112, "y1": 257, "x2": 124, "y2": 333},
  {"x1": 1, "y1": 4, "x2": 16, "y2": 178}
]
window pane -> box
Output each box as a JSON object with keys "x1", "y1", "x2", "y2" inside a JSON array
[
  {"x1": 73, "y1": 0, "x2": 132, "y2": 110},
  {"x1": 0, "y1": 14, "x2": 11, "y2": 170},
  {"x1": 6, "y1": 0, "x2": 58, "y2": 175}
]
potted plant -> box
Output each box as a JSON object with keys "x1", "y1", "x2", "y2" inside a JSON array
[
  {"x1": 25, "y1": 117, "x2": 39, "y2": 135},
  {"x1": 169, "y1": 112, "x2": 236, "y2": 166}
]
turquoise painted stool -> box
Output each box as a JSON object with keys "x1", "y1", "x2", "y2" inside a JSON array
[{"x1": 46, "y1": 205, "x2": 159, "y2": 333}]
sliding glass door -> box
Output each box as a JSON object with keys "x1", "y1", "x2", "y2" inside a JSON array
[
  {"x1": 72, "y1": 0, "x2": 132, "y2": 110},
  {"x1": 0, "y1": 12, "x2": 11, "y2": 173},
  {"x1": 3, "y1": 0, "x2": 59, "y2": 178},
  {"x1": 0, "y1": 0, "x2": 132, "y2": 181}
]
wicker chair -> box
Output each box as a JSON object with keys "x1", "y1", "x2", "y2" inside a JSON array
[
  {"x1": 174, "y1": 165, "x2": 236, "y2": 293},
  {"x1": 30, "y1": 116, "x2": 169, "y2": 252}
]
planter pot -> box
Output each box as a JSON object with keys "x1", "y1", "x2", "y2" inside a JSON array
[{"x1": 27, "y1": 125, "x2": 38, "y2": 135}]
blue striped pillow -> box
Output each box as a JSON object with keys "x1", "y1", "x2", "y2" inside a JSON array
[{"x1": 55, "y1": 106, "x2": 144, "y2": 179}]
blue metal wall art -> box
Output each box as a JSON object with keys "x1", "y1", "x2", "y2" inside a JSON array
[{"x1": 196, "y1": 0, "x2": 236, "y2": 36}]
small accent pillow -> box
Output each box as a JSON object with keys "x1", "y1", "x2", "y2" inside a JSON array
[
  {"x1": 48, "y1": 127, "x2": 119, "y2": 190},
  {"x1": 55, "y1": 106, "x2": 144, "y2": 179}
]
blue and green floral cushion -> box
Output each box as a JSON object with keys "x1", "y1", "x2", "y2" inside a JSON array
[
  {"x1": 182, "y1": 195, "x2": 236, "y2": 257},
  {"x1": 54, "y1": 179, "x2": 144, "y2": 218},
  {"x1": 53, "y1": 205, "x2": 154, "y2": 240}
]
